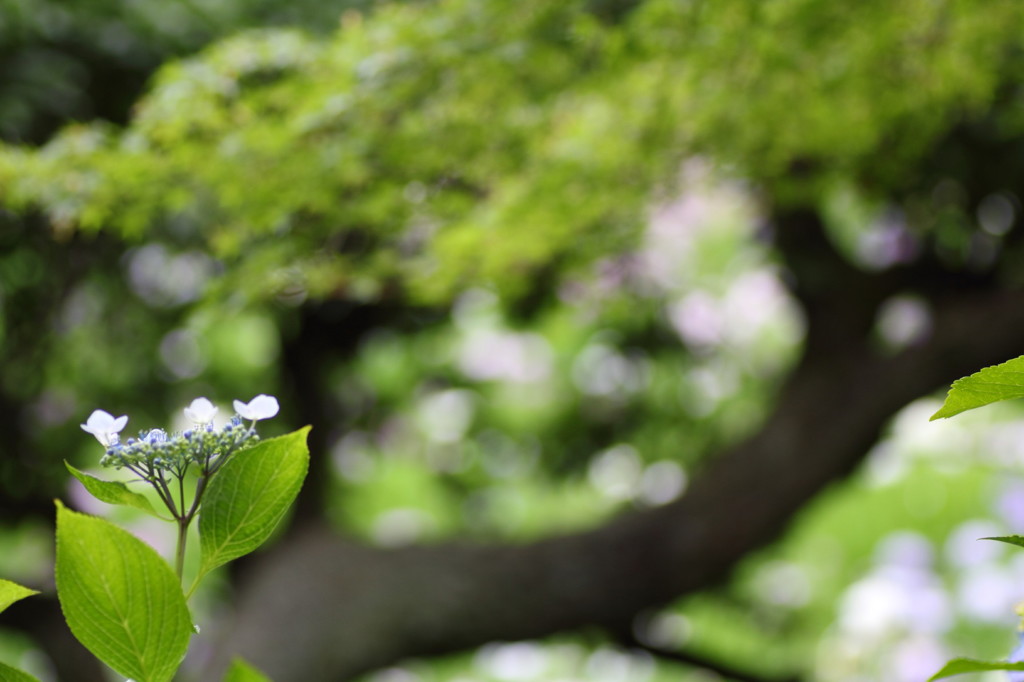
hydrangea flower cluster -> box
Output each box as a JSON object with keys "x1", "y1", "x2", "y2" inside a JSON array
[
  {"x1": 99, "y1": 416, "x2": 258, "y2": 474},
  {"x1": 81, "y1": 395, "x2": 279, "y2": 479},
  {"x1": 79, "y1": 394, "x2": 281, "y2": 581}
]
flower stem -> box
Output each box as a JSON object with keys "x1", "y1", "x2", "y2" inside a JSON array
[
  {"x1": 175, "y1": 475, "x2": 210, "y2": 597},
  {"x1": 175, "y1": 519, "x2": 189, "y2": 581}
]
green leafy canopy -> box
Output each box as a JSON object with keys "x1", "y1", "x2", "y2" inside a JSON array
[
  {"x1": 3, "y1": 0, "x2": 1022, "y2": 304},
  {"x1": 931, "y1": 355, "x2": 1024, "y2": 420}
]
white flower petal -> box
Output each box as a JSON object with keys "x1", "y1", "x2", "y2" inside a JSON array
[
  {"x1": 84, "y1": 409, "x2": 115, "y2": 432},
  {"x1": 249, "y1": 394, "x2": 279, "y2": 418},
  {"x1": 233, "y1": 394, "x2": 279, "y2": 421},
  {"x1": 81, "y1": 409, "x2": 128, "y2": 447},
  {"x1": 184, "y1": 397, "x2": 218, "y2": 424}
]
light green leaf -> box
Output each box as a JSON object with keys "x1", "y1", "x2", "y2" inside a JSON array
[
  {"x1": 65, "y1": 462, "x2": 166, "y2": 519},
  {"x1": 224, "y1": 658, "x2": 272, "y2": 682},
  {"x1": 55, "y1": 501, "x2": 193, "y2": 682},
  {"x1": 931, "y1": 355, "x2": 1024, "y2": 420},
  {"x1": 983, "y1": 535, "x2": 1024, "y2": 549},
  {"x1": 0, "y1": 579, "x2": 37, "y2": 614},
  {"x1": 930, "y1": 658, "x2": 1024, "y2": 680},
  {"x1": 0, "y1": 662, "x2": 40, "y2": 682},
  {"x1": 197, "y1": 427, "x2": 310, "y2": 584}
]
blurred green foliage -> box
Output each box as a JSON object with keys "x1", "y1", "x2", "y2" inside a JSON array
[
  {"x1": 4, "y1": 0, "x2": 1024, "y2": 301},
  {"x1": 2, "y1": 0, "x2": 1024, "y2": 680}
]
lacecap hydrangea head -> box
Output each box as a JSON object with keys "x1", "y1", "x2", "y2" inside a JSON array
[{"x1": 90, "y1": 396, "x2": 277, "y2": 473}]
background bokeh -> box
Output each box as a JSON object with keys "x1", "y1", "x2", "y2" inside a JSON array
[{"x1": 2, "y1": 0, "x2": 1024, "y2": 680}]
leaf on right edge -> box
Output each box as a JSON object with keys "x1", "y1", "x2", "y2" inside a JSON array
[
  {"x1": 930, "y1": 658, "x2": 1024, "y2": 680},
  {"x1": 197, "y1": 427, "x2": 310, "y2": 583},
  {"x1": 930, "y1": 355, "x2": 1024, "y2": 420},
  {"x1": 984, "y1": 535, "x2": 1024, "y2": 549},
  {"x1": 223, "y1": 658, "x2": 272, "y2": 682},
  {"x1": 0, "y1": 662, "x2": 41, "y2": 682},
  {"x1": 55, "y1": 501, "x2": 193, "y2": 682},
  {"x1": 0, "y1": 579, "x2": 37, "y2": 615},
  {"x1": 65, "y1": 462, "x2": 163, "y2": 518}
]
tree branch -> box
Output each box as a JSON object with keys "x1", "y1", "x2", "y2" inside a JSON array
[{"x1": 196, "y1": 265, "x2": 1024, "y2": 682}]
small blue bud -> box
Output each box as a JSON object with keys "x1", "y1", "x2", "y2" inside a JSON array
[{"x1": 143, "y1": 428, "x2": 168, "y2": 445}]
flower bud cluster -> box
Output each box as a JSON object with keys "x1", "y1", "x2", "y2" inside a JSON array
[{"x1": 99, "y1": 416, "x2": 258, "y2": 474}]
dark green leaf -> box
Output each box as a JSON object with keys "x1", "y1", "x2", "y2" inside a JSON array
[
  {"x1": 197, "y1": 427, "x2": 310, "y2": 583},
  {"x1": 0, "y1": 579, "x2": 37, "y2": 614},
  {"x1": 931, "y1": 356, "x2": 1024, "y2": 420},
  {"x1": 55, "y1": 501, "x2": 193, "y2": 682},
  {"x1": 65, "y1": 462, "x2": 165, "y2": 518},
  {"x1": 984, "y1": 535, "x2": 1024, "y2": 549},
  {"x1": 930, "y1": 658, "x2": 1024, "y2": 680},
  {"x1": 0, "y1": 662, "x2": 40, "y2": 682}
]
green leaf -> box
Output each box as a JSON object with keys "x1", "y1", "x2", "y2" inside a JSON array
[
  {"x1": 0, "y1": 662, "x2": 41, "y2": 682},
  {"x1": 54, "y1": 501, "x2": 193, "y2": 682},
  {"x1": 196, "y1": 427, "x2": 310, "y2": 584},
  {"x1": 0, "y1": 579, "x2": 37, "y2": 615},
  {"x1": 0, "y1": 582, "x2": 41, "y2": 682},
  {"x1": 983, "y1": 535, "x2": 1024, "y2": 549},
  {"x1": 224, "y1": 658, "x2": 272, "y2": 682},
  {"x1": 930, "y1": 355, "x2": 1024, "y2": 420},
  {"x1": 930, "y1": 658, "x2": 1024, "y2": 680},
  {"x1": 65, "y1": 462, "x2": 166, "y2": 519}
]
